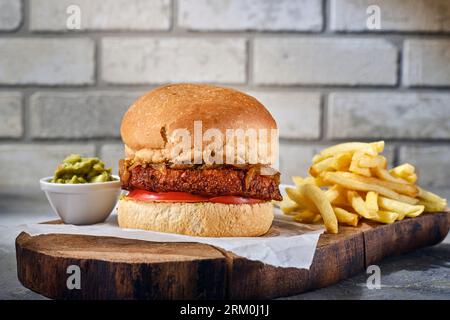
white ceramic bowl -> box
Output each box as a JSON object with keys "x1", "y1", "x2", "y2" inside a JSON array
[{"x1": 40, "y1": 175, "x2": 121, "y2": 225}]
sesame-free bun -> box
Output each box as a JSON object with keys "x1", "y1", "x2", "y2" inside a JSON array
[
  {"x1": 120, "y1": 83, "x2": 277, "y2": 164},
  {"x1": 117, "y1": 199, "x2": 274, "y2": 237}
]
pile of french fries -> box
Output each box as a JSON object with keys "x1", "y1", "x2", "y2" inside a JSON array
[{"x1": 278, "y1": 141, "x2": 447, "y2": 234}]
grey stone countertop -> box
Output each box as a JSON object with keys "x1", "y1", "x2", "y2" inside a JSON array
[{"x1": 0, "y1": 192, "x2": 449, "y2": 300}]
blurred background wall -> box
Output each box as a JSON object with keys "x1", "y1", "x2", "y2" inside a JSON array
[{"x1": 0, "y1": 0, "x2": 449, "y2": 199}]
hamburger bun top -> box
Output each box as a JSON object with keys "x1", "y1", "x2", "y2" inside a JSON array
[{"x1": 120, "y1": 83, "x2": 277, "y2": 164}]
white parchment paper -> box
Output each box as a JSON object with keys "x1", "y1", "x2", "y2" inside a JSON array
[{"x1": 19, "y1": 209, "x2": 324, "y2": 269}]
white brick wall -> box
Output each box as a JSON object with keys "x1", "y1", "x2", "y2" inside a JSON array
[
  {"x1": 330, "y1": 0, "x2": 450, "y2": 32},
  {"x1": 403, "y1": 40, "x2": 450, "y2": 87},
  {"x1": 0, "y1": 39, "x2": 94, "y2": 85},
  {"x1": 0, "y1": 0, "x2": 449, "y2": 192},
  {"x1": 102, "y1": 38, "x2": 247, "y2": 84},
  {"x1": 100, "y1": 144, "x2": 125, "y2": 175},
  {"x1": 178, "y1": 0, "x2": 322, "y2": 31},
  {"x1": 30, "y1": 0, "x2": 171, "y2": 31},
  {"x1": 0, "y1": 0, "x2": 21, "y2": 30},
  {"x1": 0, "y1": 92, "x2": 22, "y2": 138},
  {"x1": 0, "y1": 144, "x2": 95, "y2": 190},
  {"x1": 254, "y1": 38, "x2": 397, "y2": 85},
  {"x1": 328, "y1": 93, "x2": 450, "y2": 139},
  {"x1": 399, "y1": 145, "x2": 450, "y2": 188},
  {"x1": 279, "y1": 144, "x2": 318, "y2": 183},
  {"x1": 30, "y1": 92, "x2": 141, "y2": 138},
  {"x1": 247, "y1": 91, "x2": 321, "y2": 139}
]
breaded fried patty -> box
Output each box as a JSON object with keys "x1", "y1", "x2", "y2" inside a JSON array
[{"x1": 120, "y1": 162, "x2": 282, "y2": 201}]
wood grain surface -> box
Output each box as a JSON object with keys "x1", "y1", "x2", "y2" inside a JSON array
[{"x1": 16, "y1": 212, "x2": 450, "y2": 300}]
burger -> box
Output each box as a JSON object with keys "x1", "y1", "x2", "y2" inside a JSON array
[{"x1": 118, "y1": 84, "x2": 281, "y2": 237}]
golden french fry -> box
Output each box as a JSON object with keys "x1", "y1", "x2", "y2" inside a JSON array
[
  {"x1": 365, "y1": 191, "x2": 379, "y2": 214},
  {"x1": 390, "y1": 194, "x2": 418, "y2": 205},
  {"x1": 418, "y1": 187, "x2": 447, "y2": 204},
  {"x1": 312, "y1": 154, "x2": 323, "y2": 164},
  {"x1": 405, "y1": 210, "x2": 425, "y2": 218},
  {"x1": 325, "y1": 187, "x2": 339, "y2": 203},
  {"x1": 293, "y1": 209, "x2": 320, "y2": 223},
  {"x1": 390, "y1": 164, "x2": 417, "y2": 183},
  {"x1": 378, "y1": 196, "x2": 425, "y2": 218},
  {"x1": 370, "y1": 141, "x2": 385, "y2": 153},
  {"x1": 372, "y1": 166, "x2": 409, "y2": 184},
  {"x1": 278, "y1": 196, "x2": 301, "y2": 215},
  {"x1": 325, "y1": 185, "x2": 349, "y2": 207},
  {"x1": 309, "y1": 157, "x2": 334, "y2": 177},
  {"x1": 314, "y1": 175, "x2": 332, "y2": 187},
  {"x1": 322, "y1": 172, "x2": 419, "y2": 205},
  {"x1": 350, "y1": 151, "x2": 372, "y2": 175},
  {"x1": 334, "y1": 152, "x2": 353, "y2": 171},
  {"x1": 351, "y1": 150, "x2": 364, "y2": 161},
  {"x1": 312, "y1": 215, "x2": 323, "y2": 223},
  {"x1": 298, "y1": 184, "x2": 338, "y2": 234},
  {"x1": 313, "y1": 141, "x2": 384, "y2": 163},
  {"x1": 408, "y1": 173, "x2": 418, "y2": 184},
  {"x1": 395, "y1": 211, "x2": 406, "y2": 221},
  {"x1": 359, "y1": 174, "x2": 418, "y2": 196},
  {"x1": 309, "y1": 152, "x2": 352, "y2": 177},
  {"x1": 324, "y1": 171, "x2": 418, "y2": 197},
  {"x1": 418, "y1": 200, "x2": 446, "y2": 212},
  {"x1": 292, "y1": 176, "x2": 316, "y2": 187},
  {"x1": 347, "y1": 191, "x2": 376, "y2": 219},
  {"x1": 281, "y1": 206, "x2": 299, "y2": 215},
  {"x1": 417, "y1": 187, "x2": 447, "y2": 212},
  {"x1": 391, "y1": 163, "x2": 415, "y2": 175},
  {"x1": 285, "y1": 187, "x2": 318, "y2": 213},
  {"x1": 371, "y1": 211, "x2": 399, "y2": 224},
  {"x1": 358, "y1": 155, "x2": 387, "y2": 168},
  {"x1": 349, "y1": 159, "x2": 372, "y2": 177},
  {"x1": 333, "y1": 207, "x2": 359, "y2": 227}
]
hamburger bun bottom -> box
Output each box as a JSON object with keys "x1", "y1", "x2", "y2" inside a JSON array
[{"x1": 117, "y1": 199, "x2": 274, "y2": 237}]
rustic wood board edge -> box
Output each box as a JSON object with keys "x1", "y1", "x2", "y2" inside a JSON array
[
  {"x1": 16, "y1": 233, "x2": 228, "y2": 300},
  {"x1": 362, "y1": 212, "x2": 450, "y2": 266},
  {"x1": 15, "y1": 212, "x2": 450, "y2": 300}
]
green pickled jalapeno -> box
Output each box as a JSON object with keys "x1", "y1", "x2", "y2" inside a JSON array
[{"x1": 51, "y1": 154, "x2": 114, "y2": 184}]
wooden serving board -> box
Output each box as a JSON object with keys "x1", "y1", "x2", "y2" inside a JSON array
[{"x1": 16, "y1": 212, "x2": 449, "y2": 300}]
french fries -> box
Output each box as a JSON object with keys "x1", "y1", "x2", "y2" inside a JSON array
[
  {"x1": 378, "y1": 196, "x2": 424, "y2": 218},
  {"x1": 277, "y1": 196, "x2": 301, "y2": 215},
  {"x1": 347, "y1": 191, "x2": 376, "y2": 219},
  {"x1": 349, "y1": 158, "x2": 372, "y2": 177},
  {"x1": 309, "y1": 152, "x2": 352, "y2": 177},
  {"x1": 418, "y1": 200, "x2": 446, "y2": 213},
  {"x1": 390, "y1": 164, "x2": 417, "y2": 184},
  {"x1": 333, "y1": 207, "x2": 359, "y2": 227},
  {"x1": 293, "y1": 209, "x2": 321, "y2": 224},
  {"x1": 371, "y1": 211, "x2": 399, "y2": 224},
  {"x1": 285, "y1": 188, "x2": 318, "y2": 214},
  {"x1": 325, "y1": 185, "x2": 349, "y2": 207},
  {"x1": 313, "y1": 141, "x2": 384, "y2": 163},
  {"x1": 292, "y1": 176, "x2": 316, "y2": 187},
  {"x1": 298, "y1": 184, "x2": 338, "y2": 234},
  {"x1": 358, "y1": 155, "x2": 387, "y2": 169},
  {"x1": 322, "y1": 172, "x2": 419, "y2": 204},
  {"x1": 417, "y1": 187, "x2": 447, "y2": 212},
  {"x1": 365, "y1": 191, "x2": 379, "y2": 215},
  {"x1": 279, "y1": 140, "x2": 448, "y2": 233},
  {"x1": 372, "y1": 167, "x2": 409, "y2": 184}
]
